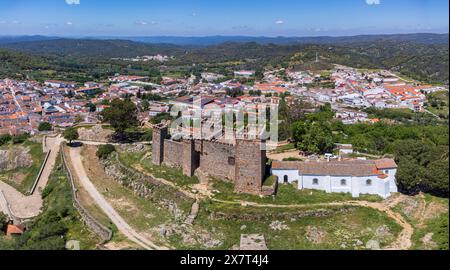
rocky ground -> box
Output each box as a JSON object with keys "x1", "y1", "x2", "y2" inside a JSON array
[{"x1": 0, "y1": 147, "x2": 33, "y2": 172}]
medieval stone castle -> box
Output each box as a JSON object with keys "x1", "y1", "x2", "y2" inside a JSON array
[
  {"x1": 151, "y1": 124, "x2": 273, "y2": 195},
  {"x1": 151, "y1": 123, "x2": 398, "y2": 199}
]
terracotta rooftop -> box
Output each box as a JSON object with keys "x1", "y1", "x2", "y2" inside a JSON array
[
  {"x1": 374, "y1": 158, "x2": 398, "y2": 169},
  {"x1": 272, "y1": 158, "x2": 397, "y2": 177}
]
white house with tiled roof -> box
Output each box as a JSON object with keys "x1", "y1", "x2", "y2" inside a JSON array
[{"x1": 271, "y1": 159, "x2": 398, "y2": 199}]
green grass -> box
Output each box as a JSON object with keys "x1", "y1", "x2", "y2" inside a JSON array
[
  {"x1": 1, "y1": 154, "x2": 101, "y2": 250},
  {"x1": 92, "y1": 174, "x2": 173, "y2": 247},
  {"x1": 0, "y1": 140, "x2": 46, "y2": 194},
  {"x1": 270, "y1": 143, "x2": 296, "y2": 154},
  {"x1": 188, "y1": 200, "x2": 401, "y2": 250},
  {"x1": 392, "y1": 194, "x2": 449, "y2": 250},
  {"x1": 263, "y1": 175, "x2": 277, "y2": 187},
  {"x1": 412, "y1": 212, "x2": 449, "y2": 250},
  {"x1": 118, "y1": 150, "x2": 200, "y2": 188},
  {"x1": 426, "y1": 90, "x2": 449, "y2": 118},
  {"x1": 211, "y1": 179, "x2": 381, "y2": 205}
]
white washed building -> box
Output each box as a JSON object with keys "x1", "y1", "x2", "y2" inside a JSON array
[{"x1": 271, "y1": 159, "x2": 398, "y2": 199}]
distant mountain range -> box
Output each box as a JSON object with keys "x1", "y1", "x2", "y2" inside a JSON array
[
  {"x1": 0, "y1": 33, "x2": 448, "y2": 84},
  {"x1": 1, "y1": 33, "x2": 448, "y2": 46}
]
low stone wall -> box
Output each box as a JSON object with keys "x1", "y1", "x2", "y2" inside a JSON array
[
  {"x1": 261, "y1": 182, "x2": 278, "y2": 196},
  {"x1": 60, "y1": 146, "x2": 112, "y2": 243},
  {"x1": 28, "y1": 150, "x2": 51, "y2": 195},
  {"x1": 209, "y1": 206, "x2": 357, "y2": 222},
  {"x1": 102, "y1": 153, "x2": 195, "y2": 221}
]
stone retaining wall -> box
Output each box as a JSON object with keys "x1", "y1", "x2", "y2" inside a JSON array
[
  {"x1": 60, "y1": 146, "x2": 113, "y2": 243},
  {"x1": 209, "y1": 206, "x2": 357, "y2": 222},
  {"x1": 102, "y1": 153, "x2": 195, "y2": 221}
]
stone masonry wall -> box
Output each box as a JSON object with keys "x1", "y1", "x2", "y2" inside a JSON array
[
  {"x1": 182, "y1": 140, "x2": 199, "y2": 177},
  {"x1": 151, "y1": 127, "x2": 270, "y2": 196},
  {"x1": 163, "y1": 139, "x2": 183, "y2": 168},
  {"x1": 234, "y1": 140, "x2": 266, "y2": 194},
  {"x1": 199, "y1": 141, "x2": 236, "y2": 182},
  {"x1": 152, "y1": 127, "x2": 167, "y2": 165},
  {"x1": 103, "y1": 153, "x2": 194, "y2": 220}
]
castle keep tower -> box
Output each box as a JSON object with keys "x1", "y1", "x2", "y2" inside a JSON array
[
  {"x1": 182, "y1": 139, "x2": 200, "y2": 177},
  {"x1": 234, "y1": 139, "x2": 266, "y2": 194},
  {"x1": 151, "y1": 125, "x2": 270, "y2": 196},
  {"x1": 152, "y1": 125, "x2": 168, "y2": 166}
]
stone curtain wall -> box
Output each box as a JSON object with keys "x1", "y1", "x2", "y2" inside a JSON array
[
  {"x1": 163, "y1": 140, "x2": 184, "y2": 168},
  {"x1": 151, "y1": 127, "x2": 270, "y2": 196},
  {"x1": 199, "y1": 141, "x2": 236, "y2": 182},
  {"x1": 60, "y1": 146, "x2": 113, "y2": 243}
]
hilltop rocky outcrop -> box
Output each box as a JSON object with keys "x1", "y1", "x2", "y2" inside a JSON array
[
  {"x1": 78, "y1": 125, "x2": 114, "y2": 142},
  {"x1": 0, "y1": 147, "x2": 33, "y2": 171}
]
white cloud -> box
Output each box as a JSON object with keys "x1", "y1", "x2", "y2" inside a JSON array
[
  {"x1": 275, "y1": 20, "x2": 284, "y2": 25},
  {"x1": 366, "y1": 0, "x2": 381, "y2": 5},
  {"x1": 66, "y1": 21, "x2": 73, "y2": 25},
  {"x1": 66, "y1": 0, "x2": 80, "y2": 5},
  {"x1": 134, "y1": 20, "x2": 157, "y2": 26}
]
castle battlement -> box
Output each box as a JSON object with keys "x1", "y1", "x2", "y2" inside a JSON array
[{"x1": 152, "y1": 125, "x2": 268, "y2": 195}]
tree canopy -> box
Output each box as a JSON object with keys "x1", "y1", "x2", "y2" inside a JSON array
[
  {"x1": 100, "y1": 98, "x2": 139, "y2": 135},
  {"x1": 63, "y1": 127, "x2": 79, "y2": 145}
]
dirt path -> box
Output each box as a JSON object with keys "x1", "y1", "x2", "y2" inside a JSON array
[
  {"x1": 121, "y1": 154, "x2": 415, "y2": 250},
  {"x1": 0, "y1": 135, "x2": 62, "y2": 220},
  {"x1": 67, "y1": 146, "x2": 168, "y2": 250},
  {"x1": 211, "y1": 197, "x2": 413, "y2": 250},
  {"x1": 267, "y1": 149, "x2": 305, "y2": 161}
]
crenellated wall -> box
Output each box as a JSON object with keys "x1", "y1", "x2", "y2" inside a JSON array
[
  {"x1": 151, "y1": 126, "x2": 271, "y2": 196},
  {"x1": 199, "y1": 141, "x2": 236, "y2": 182}
]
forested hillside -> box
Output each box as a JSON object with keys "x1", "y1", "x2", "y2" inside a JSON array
[{"x1": 0, "y1": 34, "x2": 448, "y2": 84}]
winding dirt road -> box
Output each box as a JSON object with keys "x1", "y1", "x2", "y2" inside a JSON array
[
  {"x1": 130, "y1": 160, "x2": 414, "y2": 250},
  {"x1": 0, "y1": 135, "x2": 62, "y2": 220},
  {"x1": 0, "y1": 136, "x2": 415, "y2": 250},
  {"x1": 67, "y1": 146, "x2": 168, "y2": 250},
  {"x1": 210, "y1": 197, "x2": 413, "y2": 250}
]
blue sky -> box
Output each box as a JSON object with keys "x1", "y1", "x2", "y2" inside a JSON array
[{"x1": 0, "y1": 0, "x2": 448, "y2": 36}]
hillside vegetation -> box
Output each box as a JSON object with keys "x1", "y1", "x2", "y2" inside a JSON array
[{"x1": 1, "y1": 34, "x2": 448, "y2": 84}]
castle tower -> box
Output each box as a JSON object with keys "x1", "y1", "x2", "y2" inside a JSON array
[
  {"x1": 234, "y1": 139, "x2": 266, "y2": 194},
  {"x1": 182, "y1": 139, "x2": 199, "y2": 177},
  {"x1": 152, "y1": 125, "x2": 168, "y2": 166}
]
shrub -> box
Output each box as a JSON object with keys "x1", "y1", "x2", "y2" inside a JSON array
[
  {"x1": 96, "y1": 144, "x2": 116, "y2": 159},
  {"x1": 12, "y1": 134, "x2": 30, "y2": 144},
  {"x1": 0, "y1": 134, "x2": 12, "y2": 146},
  {"x1": 38, "y1": 122, "x2": 52, "y2": 132},
  {"x1": 140, "y1": 130, "x2": 153, "y2": 142},
  {"x1": 63, "y1": 127, "x2": 79, "y2": 145},
  {"x1": 0, "y1": 212, "x2": 8, "y2": 232}
]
